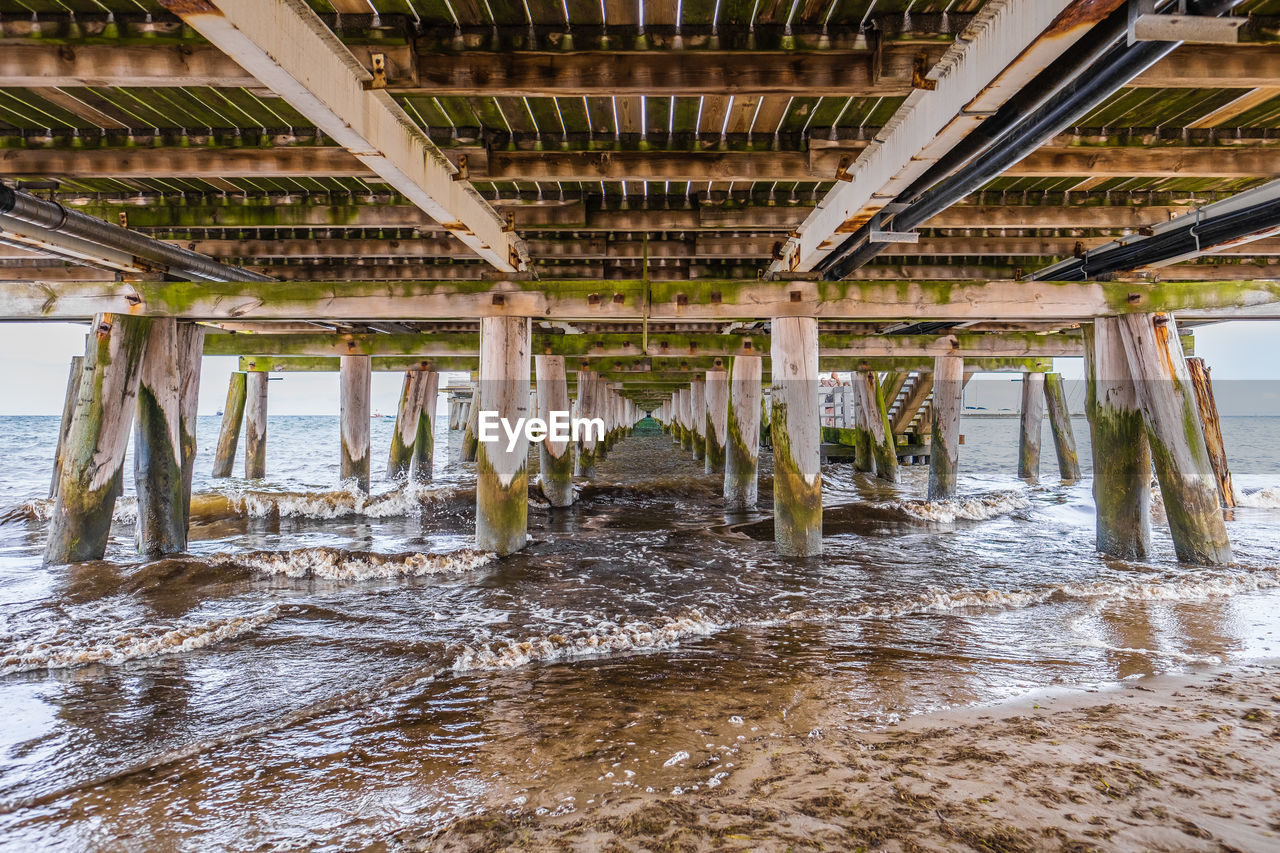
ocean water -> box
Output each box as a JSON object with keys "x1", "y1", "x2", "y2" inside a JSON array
[{"x1": 2, "y1": 412, "x2": 1280, "y2": 848}]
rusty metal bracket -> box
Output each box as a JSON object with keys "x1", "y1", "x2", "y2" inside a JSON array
[
  {"x1": 451, "y1": 153, "x2": 469, "y2": 182},
  {"x1": 834, "y1": 155, "x2": 855, "y2": 182},
  {"x1": 502, "y1": 211, "x2": 516, "y2": 233},
  {"x1": 117, "y1": 212, "x2": 128, "y2": 228},
  {"x1": 364, "y1": 53, "x2": 388, "y2": 90}
]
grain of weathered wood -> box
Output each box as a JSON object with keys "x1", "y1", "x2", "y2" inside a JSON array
[
  {"x1": 1186, "y1": 357, "x2": 1236, "y2": 508},
  {"x1": 771, "y1": 317, "x2": 821, "y2": 557},
  {"x1": 928, "y1": 356, "x2": 964, "y2": 501}
]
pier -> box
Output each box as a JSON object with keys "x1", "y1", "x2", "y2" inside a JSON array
[{"x1": 0, "y1": 0, "x2": 1275, "y2": 568}]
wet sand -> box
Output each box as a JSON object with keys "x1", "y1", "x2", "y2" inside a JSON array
[{"x1": 421, "y1": 662, "x2": 1280, "y2": 851}]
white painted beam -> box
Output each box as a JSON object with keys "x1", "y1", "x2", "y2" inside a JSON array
[
  {"x1": 157, "y1": 0, "x2": 524, "y2": 272},
  {"x1": 769, "y1": 0, "x2": 1123, "y2": 274}
]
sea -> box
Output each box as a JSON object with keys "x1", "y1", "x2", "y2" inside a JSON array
[{"x1": 2, "y1": 410, "x2": 1280, "y2": 848}]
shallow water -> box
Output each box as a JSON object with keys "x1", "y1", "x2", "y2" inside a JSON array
[{"x1": 3, "y1": 413, "x2": 1280, "y2": 849}]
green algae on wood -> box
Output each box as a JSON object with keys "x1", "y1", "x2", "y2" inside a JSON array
[
  {"x1": 212, "y1": 372, "x2": 247, "y2": 478},
  {"x1": 1043, "y1": 372, "x2": 1081, "y2": 483}
]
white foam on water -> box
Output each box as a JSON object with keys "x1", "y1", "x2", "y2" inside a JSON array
[
  {"x1": 228, "y1": 547, "x2": 496, "y2": 581},
  {"x1": 219, "y1": 482, "x2": 462, "y2": 520},
  {"x1": 1062, "y1": 637, "x2": 1222, "y2": 665},
  {"x1": 0, "y1": 607, "x2": 279, "y2": 676},
  {"x1": 893, "y1": 490, "x2": 1031, "y2": 523},
  {"x1": 12, "y1": 496, "x2": 137, "y2": 524},
  {"x1": 451, "y1": 610, "x2": 722, "y2": 672},
  {"x1": 1237, "y1": 487, "x2": 1280, "y2": 509}
]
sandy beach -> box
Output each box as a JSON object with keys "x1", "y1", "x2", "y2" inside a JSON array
[{"x1": 420, "y1": 662, "x2": 1280, "y2": 852}]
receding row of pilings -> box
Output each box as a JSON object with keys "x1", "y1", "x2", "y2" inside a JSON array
[{"x1": 43, "y1": 312, "x2": 1236, "y2": 567}]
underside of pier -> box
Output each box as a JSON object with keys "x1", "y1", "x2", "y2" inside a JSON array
[{"x1": 3, "y1": 0, "x2": 1278, "y2": 563}]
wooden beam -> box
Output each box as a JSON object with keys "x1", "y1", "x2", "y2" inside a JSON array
[
  {"x1": 3, "y1": 278, "x2": 1279, "y2": 322},
  {"x1": 203, "y1": 330, "x2": 1086, "y2": 358},
  {"x1": 1187, "y1": 87, "x2": 1280, "y2": 129},
  {"x1": 156, "y1": 0, "x2": 523, "y2": 272},
  {"x1": 1135, "y1": 45, "x2": 1280, "y2": 88}
]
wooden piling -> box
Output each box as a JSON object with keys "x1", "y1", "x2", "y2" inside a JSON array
[
  {"x1": 46, "y1": 313, "x2": 152, "y2": 565},
  {"x1": 245, "y1": 371, "x2": 268, "y2": 479},
  {"x1": 1118, "y1": 312, "x2": 1231, "y2": 565},
  {"x1": 476, "y1": 316, "x2": 531, "y2": 556},
  {"x1": 212, "y1": 372, "x2": 247, "y2": 478},
  {"x1": 1043, "y1": 372, "x2": 1081, "y2": 482},
  {"x1": 705, "y1": 370, "x2": 728, "y2": 474},
  {"x1": 1018, "y1": 372, "x2": 1044, "y2": 482},
  {"x1": 690, "y1": 379, "x2": 707, "y2": 462},
  {"x1": 1186, "y1": 357, "x2": 1236, "y2": 507},
  {"x1": 862, "y1": 371, "x2": 898, "y2": 483},
  {"x1": 725, "y1": 356, "x2": 762, "y2": 510},
  {"x1": 134, "y1": 319, "x2": 187, "y2": 557},
  {"x1": 929, "y1": 356, "x2": 963, "y2": 500},
  {"x1": 339, "y1": 355, "x2": 372, "y2": 491},
  {"x1": 575, "y1": 369, "x2": 600, "y2": 477},
  {"x1": 678, "y1": 387, "x2": 693, "y2": 451},
  {"x1": 851, "y1": 377, "x2": 874, "y2": 473},
  {"x1": 771, "y1": 317, "x2": 822, "y2": 557},
  {"x1": 176, "y1": 323, "x2": 204, "y2": 532},
  {"x1": 49, "y1": 354, "x2": 83, "y2": 500},
  {"x1": 536, "y1": 354, "x2": 575, "y2": 507},
  {"x1": 412, "y1": 370, "x2": 440, "y2": 483},
  {"x1": 461, "y1": 385, "x2": 481, "y2": 462},
  {"x1": 387, "y1": 370, "x2": 422, "y2": 481},
  {"x1": 1084, "y1": 319, "x2": 1152, "y2": 560}
]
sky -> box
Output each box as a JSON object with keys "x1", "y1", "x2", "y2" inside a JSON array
[{"x1": 0, "y1": 320, "x2": 1274, "y2": 416}]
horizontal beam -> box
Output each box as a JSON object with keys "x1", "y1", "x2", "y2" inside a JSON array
[
  {"x1": 9, "y1": 146, "x2": 1271, "y2": 182},
  {"x1": 204, "y1": 330, "x2": 1085, "y2": 358},
  {"x1": 238, "y1": 355, "x2": 1052, "y2": 374},
  {"x1": 3, "y1": 278, "x2": 1279, "y2": 321}
]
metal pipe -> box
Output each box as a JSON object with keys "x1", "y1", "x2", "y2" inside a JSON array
[
  {"x1": 0, "y1": 186, "x2": 273, "y2": 282},
  {"x1": 819, "y1": 0, "x2": 1243, "y2": 281}
]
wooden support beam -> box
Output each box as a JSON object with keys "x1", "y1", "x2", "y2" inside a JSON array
[
  {"x1": 1135, "y1": 45, "x2": 1280, "y2": 88},
  {"x1": 861, "y1": 371, "x2": 898, "y2": 483},
  {"x1": 1186, "y1": 357, "x2": 1236, "y2": 507},
  {"x1": 340, "y1": 354, "x2": 372, "y2": 490},
  {"x1": 535, "y1": 355, "x2": 574, "y2": 507},
  {"x1": 1084, "y1": 320, "x2": 1152, "y2": 560},
  {"x1": 928, "y1": 356, "x2": 964, "y2": 500},
  {"x1": 50, "y1": 354, "x2": 83, "y2": 500},
  {"x1": 476, "y1": 316, "x2": 531, "y2": 555},
  {"x1": 387, "y1": 370, "x2": 423, "y2": 482},
  {"x1": 689, "y1": 378, "x2": 707, "y2": 462},
  {"x1": 771, "y1": 316, "x2": 821, "y2": 557},
  {"x1": 1018, "y1": 372, "x2": 1044, "y2": 481},
  {"x1": 46, "y1": 314, "x2": 151, "y2": 564},
  {"x1": 575, "y1": 370, "x2": 601, "y2": 477},
  {"x1": 725, "y1": 356, "x2": 762, "y2": 511},
  {"x1": 156, "y1": 0, "x2": 523, "y2": 271},
  {"x1": 11, "y1": 278, "x2": 1280, "y2": 322},
  {"x1": 412, "y1": 370, "x2": 440, "y2": 483},
  {"x1": 134, "y1": 318, "x2": 186, "y2": 556},
  {"x1": 1043, "y1": 372, "x2": 1081, "y2": 482},
  {"x1": 176, "y1": 322, "x2": 204, "y2": 533},
  {"x1": 244, "y1": 370, "x2": 268, "y2": 479},
  {"x1": 704, "y1": 370, "x2": 728, "y2": 475},
  {"x1": 1118, "y1": 312, "x2": 1231, "y2": 565},
  {"x1": 212, "y1": 371, "x2": 247, "y2": 478}
]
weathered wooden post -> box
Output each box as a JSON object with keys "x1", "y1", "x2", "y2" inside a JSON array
[
  {"x1": 134, "y1": 319, "x2": 186, "y2": 557},
  {"x1": 575, "y1": 369, "x2": 600, "y2": 477},
  {"x1": 50, "y1": 354, "x2": 84, "y2": 500},
  {"x1": 704, "y1": 370, "x2": 728, "y2": 474},
  {"x1": 46, "y1": 314, "x2": 152, "y2": 565},
  {"x1": 725, "y1": 355, "x2": 762, "y2": 510},
  {"x1": 412, "y1": 370, "x2": 440, "y2": 483},
  {"x1": 245, "y1": 371, "x2": 268, "y2": 479},
  {"x1": 928, "y1": 356, "x2": 963, "y2": 500},
  {"x1": 1118, "y1": 312, "x2": 1231, "y2": 565},
  {"x1": 1084, "y1": 320, "x2": 1152, "y2": 560},
  {"x1": 1186, "y1": 357, "x2": 1236, "y2": 507},
  {"x1": 476, "y1": 316, "x2": 531, "y2": 556},
  {"x1": 1043, "y1": 372, "x2": 1081, "y2": 482},
  {"x1": 461, "y1": 376, "x2": 481, "y2": 462},
  {"x1": 771, "y1": 317, "x2": 821, "y2": 557},
  {"x1": 177, "y1": 323, "x2": 204, "y2": 531},
  {"x1": 1018, "y1": 372, "x2": 1045, "y2": 482},
  {"x1": 387, "y1": 370, "x2": 423, "y2": 481},
  {"x1": 536, "y1": 354, "x2": 574, "y2": 507},
  {"x1": 680, "y1": 387, "x2": 695, "y2": 451},
  {"x1": 881, "y1": 373, "x2": 909, "y2": 411},
  {"x1": 849, "y1": 376, "x2": 874, "y2": 473},
  {"x1": 690, "y1": 379, "x2": 706, "y2": 461},
  {"x1": 340, "y1": 354, "x2": 372, "y2": 491},
  {"x1": 212, "y1": 372, "x2": 247, "y2": 478},
  {"x1": 861, "y1": 371, "x2": 898, "y2": 482}
]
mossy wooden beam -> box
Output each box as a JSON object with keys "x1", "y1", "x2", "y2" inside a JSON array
[
  {"x1": 1186, "y1": 357, "x2": 1236, "y2": 507},
  {"x1": 535, "y1": 355, "x2": 575, "y2": 507},
  {"x1": 244, "y1": 371, "x2": 268, "y2": 478},
  {"x1": 134, "y1": 319, "x2": 185, "y2": 557},
  {"x1": 10, "y1": 279, "x2": 1280, "y2": 322},
  {"x1": 928, "y1": 356, "x2": 964, "y2": 500},
  {"x1": 1084, "y1": 320, "x2": 1152, "y2": 560},
  {"x1": 46, "y1": 313, "x2": 152, "y2": 565},
  {"x1": 724, "y1": 356, "x2": 762, "y2": 510},
  {"x1": 412, "y1": 371, "x2": 440, "y2": 483},
  {"x1": 387, "y1": 370, "x2": 423, "y2": 482},
  {"x1": 771, "y1": 317, "x2": 822, "y2": 557},
  {"x1": 212, "y1": 371, "x2": 247, "y2": 478},
  {"x1": 1018, "y1": 373, "x2": 1045, "y2": 482},
  {"x1": 1043, "y1": 372, "x2": 1082, "y2": 483},
  {"x1": 49, "y1": 354, "x2": 83, "y2": 500},
  {"x1": 1118, "y1": 313, "x2": 1231, "y2": 565},
  {"x1": 475, "y1": 317, "x2": 532, "y2": 555}
]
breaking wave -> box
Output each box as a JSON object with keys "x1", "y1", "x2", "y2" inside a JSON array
[
  {"x1": 0, "y1": 607, "x2": 279, "y2": 677},
  {"x1": 4, "y1": 496, "x2": 138, "y2": 525},
  {"x1": 224, "y1": 546, "x2": 496, "y2": 581},
  {"x1": 452, "y1": 611, "x2": 722, "y2": 672},
  {"x1": 1237, "y1": 487, "x2": 1280, "y2": 509},
  {"x1": 892, "y1": 490, "x2": 1031, "y2": 523}
]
